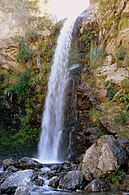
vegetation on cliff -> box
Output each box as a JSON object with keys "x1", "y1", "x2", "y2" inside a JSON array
[{"x1": 0, "y1": 2, "x2": 63, "y2": 155}]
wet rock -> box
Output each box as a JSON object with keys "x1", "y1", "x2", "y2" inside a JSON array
[
  {"x1": 0, "y1": 167, "x2": 4, "y2": 175},
  {"x1": 15, "y1": 157, "x2": 43, "y2": 169},
  {"x1": 59, "y1": 170, "x2": 83, "y2": 190},
  {"x1": 81, "y1": 168, "x2": 92, "y2": 181},
  {"x1": 1, "y1": 169, "x2": 33, "y2": 194},
  {"x1": 81, "y1": 135, "x2": 127, "y2": 178},
  {"x1": 48, "y1": 176, "x2": 60, "y2": 189},
  {"x1": 14, "y1": 180, "x2": 34, "y2": 195},
  {"x1": 2, "y1": 158, "x2": 14, "y2": 170},
  {"x1": 27, "y1": 187, "x2": 43, "y2": 195},
  {"x1": 6, "y1": 166, "x2": 18, "y2": 173},
  {"x1": 15, "y1": 182, "x2": 43, "y2": 195},
  {"x1": 84, "y1": 179, "x2": 110, "y2": 192},
  {"x1": 34, "y1": 177, "x2": 44, "y2": 186}
]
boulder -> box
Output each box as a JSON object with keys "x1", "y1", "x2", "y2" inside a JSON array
[
  {"x1": 1, "y1": 169, "x2": 33, "y2": 194},
  {"x1": 81, "y1": 168, "x2": 92, "y2": 181},
  {"x1": 15, "y1": 184, "x2": 43, "y2": 195},
  {"x1": 2, "y1": 158, "x2": 14, "y2": 170},
  {"x1": 48, "y1": 176, "x2": 60, "y2": 189},
  {"x1": 15, "y1": 157, "x2": 43, "y2": 169},
  {"x1": 59, "y1": 170, "x2": 83, "y2": 190},
  {"x1": 34, "y1": 177, "x2": 44, "y2": 186},
  {"x1": 14, "y1": 180, "x2": 33, "y2": 195},
  {"x1": 81, "y1": 135, "x2": 127, "y2": 178},
  {"x1": 100, "y1": 115, "x2": 129, "y2": 134},
  {"x1": 100, "y1": 115, "x2": 123, "y2": 134},
  {"x1": 84, "y1": 179, "x2": 110, "y2": 192}
]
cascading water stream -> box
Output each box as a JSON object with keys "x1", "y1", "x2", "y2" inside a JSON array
[{"x1": 38, "y1": 18, "x2": 76, "y2": 163}]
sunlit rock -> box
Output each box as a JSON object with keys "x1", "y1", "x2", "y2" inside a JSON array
[{"x1": 80, "y1": 135, "x2": 127, "y2": 178}]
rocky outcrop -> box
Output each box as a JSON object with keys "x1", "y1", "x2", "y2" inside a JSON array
[
  {"x1": 59, "y1": 170, "x2": 84, "y2": 190},
  {"x1": 1, "y1": 169, "x2": 33, "y2": 194},
  {"x1": 84, "y1": 179, "x2": 109, "y2": 192},
  {"x1": 100, "y1": 115, "x2": 129, "y2": 134},
  {"x1": 14, "y1": 157, "x2": 43, "y2": 169},
  {"x1": 80, "y1": 135, "x2": 127, "y2": 178}
]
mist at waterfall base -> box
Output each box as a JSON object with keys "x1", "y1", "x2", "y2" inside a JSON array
[{"x1": 38, "y1": 18, "x2": 76, "y2": 163}]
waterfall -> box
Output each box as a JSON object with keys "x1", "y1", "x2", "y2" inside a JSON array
[{"x1": 38, "y1": 18, "x2": 76, "y2": 163}]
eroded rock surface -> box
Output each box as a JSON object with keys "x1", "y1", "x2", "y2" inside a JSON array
[{"x1": 81, "y1": 135, "x2": 127, "y2": 178}]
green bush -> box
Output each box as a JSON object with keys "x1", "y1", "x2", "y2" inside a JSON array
[
  {"x1": 115, "y1": 47, "x2": 127, "y2": 61},
  {"x1": 107, "y1": 166, "x2": 125, "y2": 184},
  {"x1": 18, "y1": 39, "x2": 33, "y2": 63},
  {"x1": 89, "y1": 107, "x2": 101, "y2": 123},
  {"x1": 120, "y1": 93, "x2": 129, "y2": 110},
  {"x1": 7, "y1": 70, "x2": 31, "y2": 101},
  {"x1": 106, "y1": 83, "x2": 118, "y2": 100},
  {"x1": 114, "y1": 113, "x2": 129, "y2": 126},
  {"x1": 89, "y1": 47, "x2": 107, "y2": 69},
  {"x1": 26, "y1": 30, "x2": 39, "y2": 42}
]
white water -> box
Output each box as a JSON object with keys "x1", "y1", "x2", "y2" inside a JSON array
[{"x1": 38, "y1": 18, "x2": 76, "y2": 163}]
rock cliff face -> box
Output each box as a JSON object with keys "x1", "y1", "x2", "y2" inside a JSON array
[{"x1": 68, "y1": 0, "x2": 129, "y2": 159}]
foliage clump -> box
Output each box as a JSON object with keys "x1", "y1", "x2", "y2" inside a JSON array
[
  {"x1": 18, "y1": 40, "x2": 33, "y2": 63},
  {"x1": 89, "y1": 47, "x2": 107, "y2": 69}
]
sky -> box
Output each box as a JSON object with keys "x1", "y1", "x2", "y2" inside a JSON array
[{"x1": 44, "y1": 0, "x2": 90, "y2": 20}]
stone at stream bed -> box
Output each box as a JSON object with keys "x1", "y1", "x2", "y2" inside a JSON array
[
  {"x1": 80, "y1": 135, "x2": 127, "y2": 178},
  {"x1": 34, "y1": 177, "x2": 45, "y2": 186},
  {"x1": 59, "y1": 170, "x2": 83, "y2": 190},
  {"x1": 14, "y1": 157, "x2": 43, "y2": 169},
  {"x1": 2, "y1": 158, "x2": 14, "y2": 170},
  {"x1": 48, "y1": 176, "x2": 60, "y2": 189},
  {"x1": 84, "y1": 179, "x2": 110, "y2": 192},
  {"x1": 1, "y1": 169, "x2": 33, "y2": 194},
  {"x1": 14, "y1": 180, "x2": 34, "y2": 195}
]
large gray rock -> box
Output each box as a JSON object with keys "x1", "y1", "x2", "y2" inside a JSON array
[
  {"x1": 1, "y1": 169, "x2": 33, "y2": 194},
  {"x1": 15, "y1": 157, "x2": 43, "y2": 169},
  {"x1": 14, "y1": 180, "x2": 33, "y2": 195},
  {"x1": 84, "y1": 179, "x2": 110, "y2": 192},
  {"x1": 59, "y1": 170, "x2": 83, "y2": 190},
  {"x1": 81, "y1": 135, "x2": 127, "y2": 178}
]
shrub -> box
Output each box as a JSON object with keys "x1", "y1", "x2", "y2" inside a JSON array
[
  {"x1": 106, "y1": 83, "x2": 118, "y2": 100},
  {"x1": 18, "y1": 39, "x2": 33, "y2": 63},
  {"x1": 26, "y1": 30, "x2": 39, "y2": 42},
  {"x1": 89, "y1": 47, "x2": 107, "y2": 69},
  {"x1": 115, "y1": 47, "x2": 127, "y2": 61},
  {"x1": 114, "y1": 113, "x2": 129, "y2": 126},
  {"x1": 89, "y1": 107, "x2": 101, "y2": 123},
  {"x1": 7, "y1": 70, "x2": 31, "y2": 101},
  {"x1": 108, "y1": 166, "x2": 125, "y2": 185}
]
